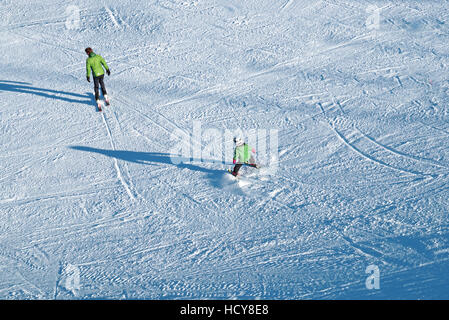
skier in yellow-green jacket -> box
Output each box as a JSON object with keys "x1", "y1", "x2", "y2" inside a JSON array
[
  {"x1": 85, "y1": 47, "x2": 110, "y2": 108},
  {"x1": 231, "y1": 137, "x2": 260, "y2": 177}
]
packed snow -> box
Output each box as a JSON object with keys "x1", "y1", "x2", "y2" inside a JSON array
[{"x1": 0, "y1": 0, "x2": 448, "y2": 299}]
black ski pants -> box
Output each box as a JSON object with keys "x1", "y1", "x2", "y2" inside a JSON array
[
  {"x1": 93, "y1": 75, "x2": 107, "y2": 101},
  {"x1": 232, "y1": 156, "x2": 257, "y2": 175}
]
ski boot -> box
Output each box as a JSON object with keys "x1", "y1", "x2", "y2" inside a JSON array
[
  {"x1": 96, "y1": 100, "x2": 102, "y2": 112},
  {"x1": 104, "y1": 95, "x2": 110, "y2": 106}
]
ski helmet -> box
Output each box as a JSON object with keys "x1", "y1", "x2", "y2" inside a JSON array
[
  {"x1": 85, "y1": 47, "x2": 93, "y2": 55},
  {"x1": 233, "y1": 137, "x2": 244, "y2": 146}
]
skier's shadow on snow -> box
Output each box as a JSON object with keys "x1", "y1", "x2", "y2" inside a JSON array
[
  {"x1": 70, "y1": 146, "x2": 227, "y2": 188},
  {"x1": 0, "y1": 80, "x2": 92, "y2": 105}
]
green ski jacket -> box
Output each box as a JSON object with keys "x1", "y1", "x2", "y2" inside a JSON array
[
  {"x1": 233, "y1": 144, "x2": 253, "y2": 163},
  {"x1": 86, "y1": 52, "x2": 109, "y2": 78}
]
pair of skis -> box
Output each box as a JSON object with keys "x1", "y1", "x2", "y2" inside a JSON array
[{"x1": 227, "y1": 164, "x2": 261, "y2": 179}]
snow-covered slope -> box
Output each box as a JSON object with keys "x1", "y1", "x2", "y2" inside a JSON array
[{"x1": 1, "y1": 0, "x2": 448, "y2": 299}]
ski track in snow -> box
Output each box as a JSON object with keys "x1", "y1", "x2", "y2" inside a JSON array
[
  {"x1": 101, "y1": 111, "x2": 135, "y2": 201},
  {"x1": 1, "y1": 0, "x2": 449, "y2": 299}
]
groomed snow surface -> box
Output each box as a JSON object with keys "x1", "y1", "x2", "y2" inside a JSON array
[{"x1": 1, "y1": 0, "x2": 448, "y2": 299}]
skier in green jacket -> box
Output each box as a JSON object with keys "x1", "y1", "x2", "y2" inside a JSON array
[
  {"x1": 85, "y1": 47, "x2": 110, "y2": 107},
  {"x1": 231, "y1": 137, "x2": 260, "y2": 177}
]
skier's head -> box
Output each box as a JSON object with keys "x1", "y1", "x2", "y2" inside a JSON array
[
  {"x1": 233, "y1": 137, "x2": 244, "y2": 146},
  {"x1": 85, "y1": 47, "x2": 93, "y2": 55}
]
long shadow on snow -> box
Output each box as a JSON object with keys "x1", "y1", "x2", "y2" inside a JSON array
[
  {"x1": 0, "y1": 80, "x2": 92, "y2": 105},
  {"x1": 70, "y1": 146, "x2": 227, "y2": 188}
]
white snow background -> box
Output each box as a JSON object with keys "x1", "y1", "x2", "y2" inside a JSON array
[{"x1": 0, "y1": 0, "x2": 448, "y2": 299}]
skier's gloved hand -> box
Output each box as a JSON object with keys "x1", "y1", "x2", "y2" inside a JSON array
[
  {"x1": 87, "y1": 76, "x2": 90, "y2": 82},
  {"x1": 106, "y1": 69, "x2": 111, "y2": 76},
  {"x1": 252, "y1": 148, "x2": 256, "y2": 153},
  {"x1": 233, "y1": 159, "x2": 236, "y2": 164}
]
